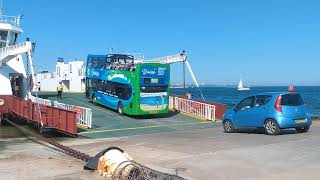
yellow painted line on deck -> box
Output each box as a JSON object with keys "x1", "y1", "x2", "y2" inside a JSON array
[
  {"x1": 179, "y1": 111, "x2": 210, "y2": 121},
  {"x1": 79, "y1": 121, "x2": 212, "y2": 135}
]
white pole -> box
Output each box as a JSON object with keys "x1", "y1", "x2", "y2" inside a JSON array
[{"x1": 185, "y1": 61, "x2": 205, "y2": 100}]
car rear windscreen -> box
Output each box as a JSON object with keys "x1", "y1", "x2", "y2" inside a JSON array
[{"x1": 281, "y1": 94, "x2": 304, "y2": 106}]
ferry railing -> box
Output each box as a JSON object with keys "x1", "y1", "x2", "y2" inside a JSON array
[
  {"x1": 29, "y1": 95, "x2": 52, "y2": 106},
  {"x1": 169, "y1": 96, "x2": 216, "y2": 121},
  {"x1": 0, "y1": 42, "x2": 32, "y2": 64},
  {"x1": 0, "y1": 15, "x2": 21, "y2": 27},
  {"x1": 54, "y1": 101, "x2": 92, "y2": 129}
]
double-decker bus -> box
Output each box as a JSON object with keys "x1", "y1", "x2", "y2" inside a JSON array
[{"x1": 85, "y1": 54, "x2": 170, "y2": 115}]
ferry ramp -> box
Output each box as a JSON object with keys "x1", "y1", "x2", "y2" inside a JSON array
[{"x1": 37, "y1": 92, "x2": 220, "y2": 139}]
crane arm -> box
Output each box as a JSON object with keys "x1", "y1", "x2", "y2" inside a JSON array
[{"x1": 139, "y1": 53, "x2": 187, "y2": 64}]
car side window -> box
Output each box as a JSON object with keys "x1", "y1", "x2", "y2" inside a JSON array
[
  {"x1": 254, "y1": 95, "x2": 272, "y2": 107},
  {"x1": 236, "y1": 97, "x2": 254, "y2": 111}
]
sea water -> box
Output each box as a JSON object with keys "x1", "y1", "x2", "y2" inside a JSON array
[{"x1": 171, "y1": 86, "x2": 320, "y2": 117}]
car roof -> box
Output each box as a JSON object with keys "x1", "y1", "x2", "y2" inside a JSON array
[{"x1": 255, "y1": 92, "x2": 299, "y2": 96}]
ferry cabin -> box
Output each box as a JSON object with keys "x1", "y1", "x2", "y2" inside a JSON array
[
  {"x1": 0, "y1": 15, "x2": 30, "y2": 99},
  {"x1": 86, "y1": 54, "x2": 170, "y2": 115}
]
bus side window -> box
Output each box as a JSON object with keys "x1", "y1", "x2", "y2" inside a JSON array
[
  {"x1": 87, "y1": 57, "x2": 92, "y2": 68},
  {"x1": 115, "y1": 84, "x2": 124, "y2": 99},
  {"x1": 104, "y1": 81, "x2": 112, "y2": 93},
  {"x1": 90, "y1": 79, "x2": 97, "y2": 91},
  {"x1": 124, "y1": 85, "x2": 132, "y2": 100},
  {"x1": 97, "y1": 80, "x2": 103, "y2": 91}
]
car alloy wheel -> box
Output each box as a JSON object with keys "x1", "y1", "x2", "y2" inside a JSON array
[
  {"x1": 265, "y1": 119, "x2": 280, "y2": 135},
  {"x1": 223, "y1": 120, "x2": 234, "y2": 133}
]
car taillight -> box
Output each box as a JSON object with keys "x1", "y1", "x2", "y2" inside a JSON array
[{"x1": 274, "y1": 96, "x2": 282, "y2": 112}]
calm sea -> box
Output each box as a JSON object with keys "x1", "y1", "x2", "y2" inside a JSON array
[{"x1": 170, "y1": 86, "x2": 320, "y2": 117}]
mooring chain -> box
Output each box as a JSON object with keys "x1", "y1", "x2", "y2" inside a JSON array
[{"x1": 3, "y1": 118, "x2": 90, "y2": 162}]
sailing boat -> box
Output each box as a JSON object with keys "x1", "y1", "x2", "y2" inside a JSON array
[{"x1": 238, "y1": 78, "x2": 250, "y2": 91}]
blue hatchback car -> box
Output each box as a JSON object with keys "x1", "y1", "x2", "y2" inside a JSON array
[{"x1": 223, "y1": 92, "x2": 312, "y2": 135}]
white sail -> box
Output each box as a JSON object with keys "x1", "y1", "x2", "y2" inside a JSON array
[
  {"x1": 238, "y1": 79, "x2": 243, "y2": 89},
  {"x1": 238, "y1": 78, "x2": 250, "y2": 91}
]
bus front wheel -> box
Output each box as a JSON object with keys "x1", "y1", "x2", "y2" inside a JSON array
[
  {"x1": 118, "y1": 102, "x2": 124, "y2": 115},
  {"x1": 92, "y1": 95, "x2": 97, "y2": 105}
]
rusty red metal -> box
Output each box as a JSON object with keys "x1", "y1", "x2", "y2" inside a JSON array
[
  {"x1": 0, "y1": 95, "x2": 77, "y2": 136},
  {"x1": 170, "y1": 94, "x2": 226, "y2": 120},
  {"x1": 197, "y1": 100, "x2": 226, "y2": 120}
]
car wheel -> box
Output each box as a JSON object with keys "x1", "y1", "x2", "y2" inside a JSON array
[
  {"x1": 92, "y1": 95, "x2": 97, "y2": 105},
  {"x1": 264, "y1": 119, "x2": 280, "y2": 135},
  {"x1": 296, "y1": 125, "x2": 310, "y2": 133},
  {"x1": 118, "y1": 102, "x2": 124, "y2": 115},
  {"x1": 223, "y1": 120, "x2": 234, "y2": 133}
]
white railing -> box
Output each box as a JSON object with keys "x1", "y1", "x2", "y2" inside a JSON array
[
  {"x1": 0, "y1": 15, "x2": 21, "y2": 27},
  {"x1": 169, "y1": 96, "x2": 216, "y2": 121},
  {"x1": 54, "y1": 101, "x2": 92, "y2": 129},
  {"x1": 169, "y1": 96, "x2": 174, "y2": 109},
  {"x1": 29, "y1": 95, "x2": 52, "y2": 106},
  {"x1": 0, "y1": 41, "x2": 32, "y2": 64}
]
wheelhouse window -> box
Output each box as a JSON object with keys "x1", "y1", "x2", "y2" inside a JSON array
[
  {"x1": 0, "y1": 30, "x2": 8, "y2": 48},
  {"x1": 8, "y1": 32, "x2": 18, "y2": 46},
  {"x1": 0, "y1": 30, "x2": 8, "y2": 41}
]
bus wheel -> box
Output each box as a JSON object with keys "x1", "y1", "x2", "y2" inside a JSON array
[
  {"x1": 92, "y1": 95, "x2": 97, "y2": 105},
  {"x1": 118, "y1": 102, "x2": 124, "y2": 115}
]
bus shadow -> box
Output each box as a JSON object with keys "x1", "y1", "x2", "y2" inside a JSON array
[
  {"x1": 86, "y1": 100, "x2": 180, "y2": 119},
  {"x1": 128, "y1": 111, "x2": 179, "y2": 120}
]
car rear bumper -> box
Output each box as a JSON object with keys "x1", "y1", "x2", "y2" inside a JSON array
[{"x1": 277, "y1": 116, "x2": 312, "y2": 128}]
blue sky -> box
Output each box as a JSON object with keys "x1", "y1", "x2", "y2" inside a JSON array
[{"x1": 6, "y1": 0, "x2": 320, "y2": 86}]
